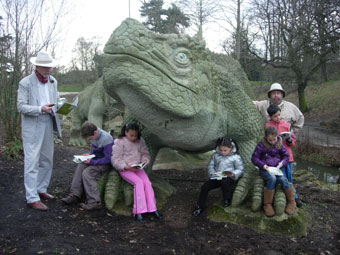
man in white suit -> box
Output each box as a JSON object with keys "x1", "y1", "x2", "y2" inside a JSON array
[{"x1": 17, "y1": 51, "x2": 62, "y2": 211}]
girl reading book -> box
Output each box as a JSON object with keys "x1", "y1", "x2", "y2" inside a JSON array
[
  {"x1": 251, "y1": 125, "x2": 296, "y2": 217},
  {"x1": 193, "y1": 137, "x2": 244, "y2": 216},
  {"x1": 111, "y1": 123, "x2": 162, "y2": 222}
]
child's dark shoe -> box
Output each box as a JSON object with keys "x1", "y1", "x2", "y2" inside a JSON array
[
  {"x1": 82, "y1": 202, "x2": 102, "y2": 211},
  {"x1": 295, "y1": 198, "x2": 303, "y2": 208},
  {"x1": 153, "y1": 211, "x2": 163, "y2": 220},
  {"x1": 193, "y1": 207, "x2": 204, "y2": 216},
  {"x1": 134, "y1": 214, "x2": 145, "y2": 222},
  {"x1": 223, "y1": 200, "x2": 231, "y2": 208},
  {"x1": 61, "y1": 195, "x2": 79, "y2": 205}
]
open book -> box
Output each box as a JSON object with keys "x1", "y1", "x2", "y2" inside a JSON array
[
  {"x1": 73, "y1": 154, "x2": 95, "y2": 164},
  {"x1": 267, "y1": 167, "x2": 283, "y2": 176},
  {"x1": 279, "y1": 131, "x2": 291, "y2": 141},
  {"x1": 131, "y1": 162, "x2": 148, "y2": 169},
  {"x1": 56, "y1": 97, "x2": 78, "y2": 116},
  {"x1": 210, "y1": 171, "x2": 233, "y2": 180},
  {"x1": 267, "y1": 161, "x2": 284, "y2": 176}
]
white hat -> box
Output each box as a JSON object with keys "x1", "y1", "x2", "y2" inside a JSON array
[
  {"x1": 268, "y1": 83, "x2": 285, "y2": 98},
  {"x1": 30, "y1": 51, "x2": 57, "y2": 67}
]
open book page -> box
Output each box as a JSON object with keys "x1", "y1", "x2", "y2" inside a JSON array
[
  {"x1": 279, "y1": 131, "x2": 291, "y2": 141},
  {"x1": 131, "y1": 161, "x2": 147, "y2": 169},
  {"x1": 73, "y1": 154, "x2": 95, "y2": 164},
  {"x1": 56, "y1": 97, "x2": 78, "y2": 116},
  {"x1": 210, "y1": 171, "x2": 233, "y2": 180},
  {"x1": 267, "y1": 167, "x2": 283, "y2": 176}
]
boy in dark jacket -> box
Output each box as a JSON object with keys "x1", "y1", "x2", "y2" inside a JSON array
[
  {"x1": 62, "y1": 122, "x2": 113, "y2": 210},
  {"x1": 251, "y1": 126, "x2": 296, "y2": 216}
]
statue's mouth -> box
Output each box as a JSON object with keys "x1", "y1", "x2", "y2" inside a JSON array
[{"x1": 106, "y1": 52, "x2": 198, "y2": 95}]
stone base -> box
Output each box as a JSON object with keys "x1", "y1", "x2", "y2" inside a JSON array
[{"x1": 207, "y1": 203, "x2": 308, "y2": 237}]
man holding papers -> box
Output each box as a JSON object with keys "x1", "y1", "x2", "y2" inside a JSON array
[
  {"x1": 62, "y1": 122, "x2": 114, "y2": 210},
  {"x1": 17, "y1": 51, "x2": 61, "y2": 211}
]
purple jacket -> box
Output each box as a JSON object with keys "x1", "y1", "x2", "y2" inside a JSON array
[
  {"x1": 89, "y1": 128, "x2": 114, "y2": 165},
  {"x1": 251, "y1": 136, "x2": 289, "y2": 169}
]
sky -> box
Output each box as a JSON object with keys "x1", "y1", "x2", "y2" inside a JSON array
[{"x1": 57, "y1": 0, "x2": 228, "y2": 67}]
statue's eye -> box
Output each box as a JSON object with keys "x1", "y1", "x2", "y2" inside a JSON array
[
  {"x1": 175, "y1": 52, "x2": 189, "y2": 64},
  {"x1": 173, "y1": 50, "x2": 191, "y2": 67}
]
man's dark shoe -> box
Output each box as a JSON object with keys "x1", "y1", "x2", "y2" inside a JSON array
[
  {"x1": 153, "y1": 211, "x2": 163, "y2": 220},
  {"x1": 223, "y1": 200, "x2": 231, "y2": 208},
  {"x1": 38, "y1": 193, "x2": 55, "y2": 200},
  {"x1": 82, "y1": 202, "x2": 102, "y2": 211},
  {"x1": 61, "y1": 195, "x2": 79, "y2": 205},
  {"x1": 28, "y1": 201, "x2": 49, "y2": 211},
  {"x1": 134, "y1": 214, "x2": 145, "y2": 222},
  {"x1": 193, "y1": 207, "x2": 204, "y2": 217},
  {"x1": 295, "y1": 198, "x2": 303, "y2": 208}
]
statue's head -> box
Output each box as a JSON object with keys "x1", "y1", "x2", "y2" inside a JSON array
[{"x1": 102, "y1": 18, "x2": 212, "y2": 118}]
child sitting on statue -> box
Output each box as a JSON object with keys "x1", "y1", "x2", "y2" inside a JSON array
[
  {"x1": 111, "y1": 122, "x2": 162, "y2": 222},
  {"x1": 251, "y1": 125, "x2": 296, "y2": 217},
  {"x1": 265, "y1": 104, "x2": 302, "y2": 207},
  {"x1": 193, "y1": 137, "x2": 244, "y2": 216},
  {"x1": 62, "y1": 122, "x2": 113, "y2": 210}
]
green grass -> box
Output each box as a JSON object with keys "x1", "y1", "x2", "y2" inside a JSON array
[
  {"x1": 58, "y1": 83, "x2": 92, "y2": 92},
  {"x1": 285, "y1": 80, "x2": 340, "y2": 118}
]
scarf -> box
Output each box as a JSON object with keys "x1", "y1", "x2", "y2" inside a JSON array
[{"x1": 35, "y1": 70, "x2": 49, "y2": 84}]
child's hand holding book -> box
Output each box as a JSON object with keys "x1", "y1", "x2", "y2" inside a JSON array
[
  {"x1": 130, "y1": 161, "x2": 148, "y2": 170},
  {"x1": 280, "y1": 132, "x2": 292, "y2": 143}
]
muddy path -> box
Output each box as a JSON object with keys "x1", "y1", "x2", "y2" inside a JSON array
[{"x1": 1, "y1": 143, "x2": 340, "y2": 254}]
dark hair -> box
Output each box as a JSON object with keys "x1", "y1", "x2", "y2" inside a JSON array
[
  {"x1": 81, "y1": 122, "x2": 97, "y2": 138},
  {"x1": 216, "y1": 137, "x2": 238, "y2": 151},
  {"x1": 264, "y1": 126, "x2": 278, "y2": 137},
  {"x1": 118, "y1": 122, "x2": 141, "y2": 139},
  {"x1": 267, "y1": 104, "x2": 281, "y2": 116}
]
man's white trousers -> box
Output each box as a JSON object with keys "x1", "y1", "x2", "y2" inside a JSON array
[{"x1": 23, "y1": 114, "x2": 54, "y2": 203}]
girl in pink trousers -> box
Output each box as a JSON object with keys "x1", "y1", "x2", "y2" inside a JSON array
[{"x1": 111, "y1": 123, "x2": 162, "y2": 222}]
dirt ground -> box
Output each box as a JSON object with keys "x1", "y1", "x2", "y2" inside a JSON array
[{"x1": 1, "y1": 141, "x2": 340, "y2": 255}]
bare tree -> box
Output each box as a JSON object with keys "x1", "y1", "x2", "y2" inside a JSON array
[
  {"x1": 219, "y1": 0, "x2": 246, "y2": 61},
  {"x1": 175, "y1": 0, "x2": 223, "y2": 39},
  {"x1": 0, "y1": 0, "x2": 69, "y2": 156},
  {"x1": 248, "y1": 0, "x2": 340, "y2": 112},
  {"x1": 68, "y1": 36, "x2": 102, "y2": 88},
  {"x1": 72, "y1": 37, "x2": 101, "y2": 72}
]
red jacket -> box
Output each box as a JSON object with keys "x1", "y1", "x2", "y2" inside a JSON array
[{"x1": 265, "y1": 119, "x2": 296, "y2": 162}]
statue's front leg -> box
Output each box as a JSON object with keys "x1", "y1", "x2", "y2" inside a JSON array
[
  {"x1": 69, "y1": 110, "x2": 88, "y2": 146},
  {"x1": 231, "y1": 139, "x2": 258, "y2": 207},
  {"x1": 88, "y1": 99, "x2": 105, "y2": 129}
]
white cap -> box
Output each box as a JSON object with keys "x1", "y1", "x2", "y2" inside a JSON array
[{"x1": 268, "y1": 83, "x2": 285, "y2": 98}]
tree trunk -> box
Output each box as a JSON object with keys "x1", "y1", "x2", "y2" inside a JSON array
[
  {"x1": 297, "y1": 84, "x2": 308, "y2": 113},
  {"x1": 235, "y1": 0, "x2": 241, "y2": 61},
  {"x1": 320, "y1": 63, "x2": 328, "y2": 82}
]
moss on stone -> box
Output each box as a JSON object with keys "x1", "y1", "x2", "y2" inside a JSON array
[{"x1": 207, "y1": 203, "x2": 308, "y2": 237}]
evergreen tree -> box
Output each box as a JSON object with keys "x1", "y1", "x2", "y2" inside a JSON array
[{"x1": 140, "y1": 0, "x2": 189, "y2": 34}]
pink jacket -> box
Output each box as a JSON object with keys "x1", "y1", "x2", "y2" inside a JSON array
[
  {"x1": 111, "y1": 137, "x2": 150, "y2": 171},
  {"x1": 265, "y1": 119, "x2": 296, "y2": 162}
]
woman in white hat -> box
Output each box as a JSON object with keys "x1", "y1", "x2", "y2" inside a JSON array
[{"x1": 17, "y1": 51, "x2": 61, "y2": 211}]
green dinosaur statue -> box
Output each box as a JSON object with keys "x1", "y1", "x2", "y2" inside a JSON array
[
  {"x1": 101, "y1": 18, "x2": 291, "y2": 217},
  {"x1": 69, "y1": 77, "x2": 124, "y2": 146}
]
